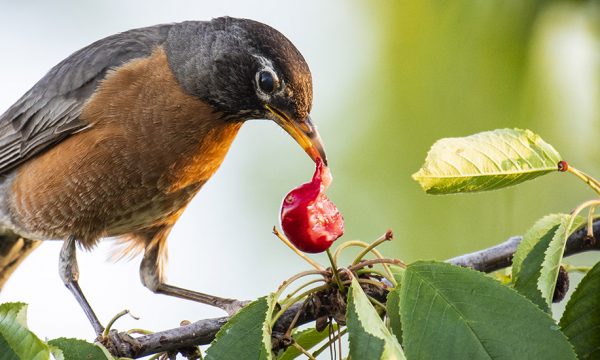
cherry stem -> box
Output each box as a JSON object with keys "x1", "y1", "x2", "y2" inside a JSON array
[
  {"x1": 567, "y1": 166, "x2": 600, "y2": 195},
  {"x1": 272, "y1": 284, "x2": 330, "y2": 326},
  {"x1": 332, "y1": 238, "x2": 396, "y2": 286},
  {"x1": 103, "y1": 309, "x2": 139, "y2": 338},
  {"x1": 567, "y1": 200, "x2": 600, "y2": 241},
  {"x1": 367, "y1": 295, "x2": 387, "y2": 312},
  {"x1": 291, "y1": 342, "x2": 318, "y2": 360},
  {"x1": 282, "y1": 278, "x2": 325, "y2": 303},
  {"x1": 352, "y1": 230, "x2": 394, "y2": 265},
  {"x1": 312, "y1": 326, "x2": 347, "y2": 358},
  {"x1": 126, "y1": 328, "x2": 154, "y2": 335},
  {"x1": 333, "y1": 240, "x2": 370, "y2": 262},
  {"x1": 273, "y1": 227, "x2": 325, "y2": 271},
  {"x1": 342, "y1": 277, "x2": 387, "y2": 289},
  {"x1": 349, "y1": 258, "x2": 406, "y2": 272},
  {"x1": 274, "y1": 270, "x2": 327, "y2": 304},
  {"x1": 587, "y1": 206, "x2": 597, "y2": 238},
  {"x1": 326, "y1": 248, "x2": 346, "y2": 294},
  {"x1": 351, "y1": 231, "x2": 396, "y2": 286},
  {"x1": 285, "y1": 300, "x2": 309, "y2": 338},
  {"x1": 356, "y1": 268, "x2": 389, "y2": 280}
]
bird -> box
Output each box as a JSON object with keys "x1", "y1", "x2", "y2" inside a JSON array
[{"x1": 0, "y1": 16, "x2": 326, "y2": 336}]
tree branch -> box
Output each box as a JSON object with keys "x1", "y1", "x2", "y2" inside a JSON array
[
  {"x1": 109, "y1": 220, "x2": 600, "y2": 358},
  {"x1": 447, "y1": 219, "x2": 600, "y2": 272}
]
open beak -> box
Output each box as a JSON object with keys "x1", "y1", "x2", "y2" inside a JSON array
[{"x1": 266, "y1": 105, "x2": 328, "y2": 165}]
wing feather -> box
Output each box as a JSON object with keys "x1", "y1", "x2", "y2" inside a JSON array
[{"x1": 0, "y1": 23, "x2": 174, "y2": 174}]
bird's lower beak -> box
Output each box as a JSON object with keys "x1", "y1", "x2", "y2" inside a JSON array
[{"x1": 266, "y1": 105, "x2": 328, "y2": 165}]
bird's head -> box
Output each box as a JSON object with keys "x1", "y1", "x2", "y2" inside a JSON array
[{"x1": 165, "y1": 17, "x2": 327, "y2": 164}]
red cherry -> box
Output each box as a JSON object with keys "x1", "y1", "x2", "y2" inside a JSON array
[{"x1": 280, "y1": 159, "x2": 344, "y2": 253}]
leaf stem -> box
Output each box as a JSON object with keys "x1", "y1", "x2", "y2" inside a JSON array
[
  {"x1": 273, "y1": 227, "x2": 324, "y2": 271},
  {"x1": 567, "y1": 166, "x2": 600, "y2": 195},
  {"x1": 563, "y1": 264, "x2": 592, "y2": 273}
]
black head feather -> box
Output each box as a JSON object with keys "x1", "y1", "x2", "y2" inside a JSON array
[{"x1": 165, "y1": 17, "x2": 312, "y2": 122}]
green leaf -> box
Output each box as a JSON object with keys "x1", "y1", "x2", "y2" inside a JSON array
[
  {"x1": 512, "y1": 214, "x2": 584, "y2": 310},
  {"x1": 48, "y1": 338, "x2": 112, "y2": 360},
  {"x1": 512, "y1": 214, "x2": 565, "y2": 281},
  {"x1": 205, "y1": 296, "x2": 275, "y2": 360},
  {"x1": 513, "y1": 227, "x2": 556, "y2": 312},
  {"x1": 386, "y1": 290, "x2": 402, "y2": 343},
  {"x1": 277, "y1": 325, "x2": 337, "y2": 360},
  {"x1": 560, "y1": 261, "x2": 600, "y2": 359},
  {"x1": 347, "y1": 277, "x2": 405, "y2": 359},
  {"x1": 412, "y1": 128, "x2": 561, "y2": 194},
  {"x1": 538, "y1": 215, "x2": 584, "y2": 308},
  {"x1": 0, "y1": 302, "x2": 50, "y2": 360},
  {"x1": 400, "y1": 261, "x2": 576, "y2": 359}
]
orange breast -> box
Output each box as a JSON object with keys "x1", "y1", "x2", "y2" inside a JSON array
[{"x1": 10, "y1": 47, "x2": 242, "y2": 246}]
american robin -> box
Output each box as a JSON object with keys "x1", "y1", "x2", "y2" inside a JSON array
[{"x1": 0, "y1": 17, "x2": 326, "y2": 335}]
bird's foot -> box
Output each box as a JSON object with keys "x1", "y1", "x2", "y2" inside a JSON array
[
  {"x1": 97, "y1": 329, "x2": 141, "y2": 357},
  {"x1": 222, "y1": 299, "x2": 251, "y2": 316}
]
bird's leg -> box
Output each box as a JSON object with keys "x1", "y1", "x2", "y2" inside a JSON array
[
  {"x1": 140, "y1": 245, "x2": 248, "y2": 316},
  {"x1": 59, "y1": 236, "x2": 104, "y2": 335}
]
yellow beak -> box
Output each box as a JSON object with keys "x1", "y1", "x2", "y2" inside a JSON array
[{"x1": 266, "y1": 104, "x2": 328, "y2": 165}]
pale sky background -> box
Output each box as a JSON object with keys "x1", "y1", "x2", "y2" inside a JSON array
[{"x1": 0, "y1": 0, "x2": 376, "y2": 343}]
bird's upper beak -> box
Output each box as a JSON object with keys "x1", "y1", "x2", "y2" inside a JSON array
[{"x1": 266, "y1": 105, "x2": 328, "y2": 165}]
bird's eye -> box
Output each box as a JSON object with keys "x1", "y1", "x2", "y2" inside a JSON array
[{"x1": 257, "y1": 70, "x2": 279, "y2": 94}]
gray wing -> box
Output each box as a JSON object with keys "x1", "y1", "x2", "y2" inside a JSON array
[{"x1": 0, "y1": 23, "x2": 174, "y2": 174}]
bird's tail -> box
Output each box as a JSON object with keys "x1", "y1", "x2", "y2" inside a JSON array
[{"x1": 0, "y1": 232, "x2": 41, "y2": 290}]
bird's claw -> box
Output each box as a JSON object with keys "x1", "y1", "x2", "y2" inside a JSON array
[
  {"x1": 97, "y1": 329, "x2": 141, "y2": 357},
  {"x1": 223, "y1": 299, "x2": 251, "y2": 316}
]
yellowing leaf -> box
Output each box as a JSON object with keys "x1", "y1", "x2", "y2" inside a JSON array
[{"x1": 412, "y1": 129, "x2": 561, "y2": 194}]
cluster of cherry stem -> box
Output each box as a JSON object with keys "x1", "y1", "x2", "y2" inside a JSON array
[{"x1": 271, "y1": 227, "x2": 404, "y2": 359}]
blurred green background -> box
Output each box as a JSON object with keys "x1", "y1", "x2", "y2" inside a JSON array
[
  {"x1": 1, "y1": 0, "x2": 599, "y2": 342},
  {"x1": 332, "y1": 0, "x2": 600, "y2": 261}
]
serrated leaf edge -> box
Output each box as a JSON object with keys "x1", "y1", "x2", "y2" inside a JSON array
[
  {"x1": 512, "y1": 214, "x2": 566, "y2": 284},
  {"x1": 348, "y1": 278, "x2": 404, "y2": 359},
  {"x1": 538, "y1": 215, "x2": 585, "y2": 308}
]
